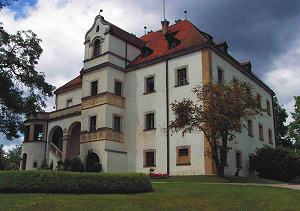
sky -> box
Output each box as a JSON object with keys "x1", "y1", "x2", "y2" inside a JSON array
[{"x1": 0, "y1": 0, "x2": 300, "y2": 149}]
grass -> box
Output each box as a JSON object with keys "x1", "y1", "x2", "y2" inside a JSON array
[
  {"x1": 150, "y1": 175, "x2": 284, "y2": 184},
  {"x1": 0, "y1": 182, "x2": 299, "y2": 210}
]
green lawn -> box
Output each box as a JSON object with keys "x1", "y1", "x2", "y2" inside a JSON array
[
  {"x1": 150, "y1": 175, "x2": 283, "y2": 184},
  {"x1": 1, "y1": 182, "x2": 299, "y2": 211}
]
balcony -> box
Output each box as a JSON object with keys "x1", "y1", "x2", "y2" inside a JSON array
[
  {"x1": 81, "y1": 92, "x2": 125, "y2": 110},
  {"x1": 80, "y1": 128, "x2": 124, "y2": 143},
  {"x1": 49, "y1": 104, "x2": 81, "y2": 120}
]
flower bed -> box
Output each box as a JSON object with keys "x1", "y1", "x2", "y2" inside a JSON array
[{"x1": 149, "y1": 173, "x2": 169, "y2": 179}]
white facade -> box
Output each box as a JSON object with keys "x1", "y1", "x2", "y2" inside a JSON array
[{"x1": 20, "y1": 15, "x2": 275, "y2": 176}]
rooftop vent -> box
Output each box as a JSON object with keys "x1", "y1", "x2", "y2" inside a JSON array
[{"x1": 216, "y1": 41, "x2": 228, "y2": 54}]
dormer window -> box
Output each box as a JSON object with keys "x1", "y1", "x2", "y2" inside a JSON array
[
  {"x1": 93, "y1": 39, "x2": 101, "y2": 57},
  {"x1": 141, "y1": 46, "x2": 153, "y2": 58},
  {"x1": 166, "y1": 32, "x2": 180, "y2": 49}
]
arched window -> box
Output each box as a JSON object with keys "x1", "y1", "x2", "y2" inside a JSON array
[{"x1": 93, "y1": 39, "x2": 101, "y2": 57}]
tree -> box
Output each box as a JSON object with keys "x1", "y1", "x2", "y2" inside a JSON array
[
  {"x1": 0, "y1": 23, "x2": 55, "y2": 140},
  {"x1": 0, "y1": 144, "x2": 7, "y2": 169},
  {"x1": 5, "y1": 145, "x2": 21, "y2": 169},
  {"x1": 273, "y1": 97, "x2": 293, "y2": 148},
  {"x1": 289, "y1": 96, "x2": 300, "y2": 151},
  {"x1": 170, "y1": 81, "x2": 264, "y2": 177},
  {"x1": 0, "y1": 0, "x2": 16, "y2": 9}
]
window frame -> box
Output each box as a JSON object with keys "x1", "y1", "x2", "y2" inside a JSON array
[
  {"x1": 114, "y1": 80, "x2": 123, "y2": 96},
  {"x1": 89, "y1": 115, "x2": 97, "y2": 132},
  {"x1": 33, "y1": 124, "x2": 43, "y2": 141},
  {"x1": 90, "y1": 80, "x2": 98, "y2": 96},
  {"x1": 143, "y1": 149, "x2": 156, "y2": 167},
  {"x1": 24, "y1": 125, "x2": 30, "y2": 142},
  {"x1": 175, "y1": 66, "x2": 189, "y2": 87},
  {"x1": 258, "y1": 123, "x2": 264, "y2": 141},
  {"x1": 247, "y1": 120, "x2": 253, "y2": 137},
  {"x1": 266, "y1": 100, "x2": 271, "y2": 115},
  {"x1": 268, "y1": 128, "x2": 273, "y2": 144},
  {"x1": 113, "y1": 114, "x2": 122, "y2": 132},
  {"x1": 235, "y1": 150, "x2": 242, "y2": 169},
  {"x1": 256, "y1": 93, "x2": 262, "y2": 109},
  {"x1": 93, "y1": 39, "x2": 101, "y2": 57},
  {"x1": 217, "y1": 67, "x2": 224, "y2": 84},
  {"x1": 176, "y1": 146, "x2": 191, "y2": 166},
  {"x1": 66, "y1": 98, "x2": 73, "y2": 108},
  {"x1": 144, "y1": 112, "x2": 155, "y2": 131},
  {"x1": 144, "y1": 75, "x2": 156, "y2": 94}
]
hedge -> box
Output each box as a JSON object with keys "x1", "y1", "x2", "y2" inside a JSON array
[{"x1": 0, "y1": 170, "x2": 152, "y2": 194}]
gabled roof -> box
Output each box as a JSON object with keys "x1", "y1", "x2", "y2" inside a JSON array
[
  {"x1": 54, "y1": 75, "x2": 82, "y2": 95},
  {"x1": 129, "y1": 20, "x2": 210, "y2": 66}
]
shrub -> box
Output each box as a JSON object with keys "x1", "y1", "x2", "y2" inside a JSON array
[
  {"x1": 70, "y1": 157, "x2": 84, "y2": 172},
  {"x1": 0, "y1": 171, "x2": 152, "y2": 194},
  {"x1": 250, "y1": 145, "x2": 300, "y2": 182},
  {"x1": 39, "y1": 158, "x2": 49, "y2": 170}
]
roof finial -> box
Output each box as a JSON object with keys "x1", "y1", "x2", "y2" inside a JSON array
[
  {"x1": 163, "y1": 0, "x2": 166, "y2": 20},
  {"x1": 99, "y1": 9, "x2": 103, "y2": 16},
  {"x1": 184, "y1": 10, "x2": 187, "y2": 20},
  {"x1": 144, "y1": 26, "x2": 147, "y2": 35}
]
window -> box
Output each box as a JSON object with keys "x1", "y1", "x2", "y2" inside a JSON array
[
  {"x1": 33, "y1": 124, "x2": 43, "y2": 141},
  {"x1": 90, "y1": 116, "x2": 97, "y2": 132},
  {"x1": 93, "y1": 39, "x2": 101, "y2": 57},
  {"x1": 217, "y1": 68, "x2": 224, "y2": 83},
  {"x1": 33, "y1": 161, "x2": 38, "y2": 168},
  {"x1": 66, "y1": 98, "x2": 73, "y2": 108},
  {"x1": 266, "y1": 100, "x2": 271, "y2": 115},
  {"x1": 24, "y1": 125, "x2": 30, "y2": 142},
  {"x1": 236, "y1": 151, "x2": 242, "y2": 168},
  {"x1": 177, "y1": 146, "x2": 191, "y2": 165},
  {"x1": 114, "y1": 81, "x2": 122, "y2": 96},
  {"x1": 268, "y1": 129, "x2": 273, "y2": 144},
  {"x1": 144, "y1": 150, "x2": 155, "y2": 167},
  {"x1": 259, "y1": 124, "x2": 264, "y2": 140},
  {"x1": 91, "y1": 80, "x2": 98, "y2": 96},
  {"x1": 145, "y1": 112, "x2": 155, "y2": 130},
  {"x1": 247, "y1": 120, "x2": 253, "y2": 136},
  {"x1": 256, "y1": 94, "x2": 262, "y2": 109},
  {"x1": 145, "y1": 76, "x2": 155, "y2": 93},
  {"x1": 113, "y1": 115, "x2": 122, "y2": 132},
  {"x1": 176, "y1": 67, "x2": 188, "y2": 86},
  {"x1": 167, "y1": 36, "x2": 180, "y2": 49}
]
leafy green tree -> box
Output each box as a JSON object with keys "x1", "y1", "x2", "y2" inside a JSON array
[
  {"x1": 0, "y1": 144, "x2": 7, "y2": 169},
  {"x1": 0, "y1": 22, "x2": 55, "y2": 140},
  {"x1": 170, "y1": 81, "x2": 264, "y2": 177},
  {"x1": 5, "y1": 145, "x2": 21, "y2": 169},
  {"x1": 289, "y1": 96, "x2": 300, "y2": 151},
  {"x1": 274, "y1": 97, "x2": 293, "y2": 148}
]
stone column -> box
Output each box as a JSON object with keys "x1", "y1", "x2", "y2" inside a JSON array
[{"x1": 62, "y1": 135, "x2": 69, "y2": 161}]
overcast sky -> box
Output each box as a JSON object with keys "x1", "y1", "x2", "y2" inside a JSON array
[{"x1": 0, "y1": 0, "x2": 299, "y2": 149}]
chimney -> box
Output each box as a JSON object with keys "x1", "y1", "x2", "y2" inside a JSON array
[
  {"x1": 161, "y1": 19, "x2": 170, "y2": 36},
  {"x1": 241, "y1": 61, "x2": 252, "y2": 72}
]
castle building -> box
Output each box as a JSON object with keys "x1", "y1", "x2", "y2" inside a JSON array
[{"x1": 20, "y1": 14, "x2": 275, "y2": 176}]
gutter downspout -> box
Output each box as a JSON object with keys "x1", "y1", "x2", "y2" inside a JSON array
[{"x1": 166, "y1": 59, "x2": 170, "y2": 175}]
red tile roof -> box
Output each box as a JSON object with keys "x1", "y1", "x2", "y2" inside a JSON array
[
  {"x1": 54, "y1": 75, "x2": 82, "y2": 94},
  {"x1": 129, "y1": 20, "x2": 210, "y2": 66},
  {"x1": 56, "y1": 20, "x2": 210, "y2": 94}
]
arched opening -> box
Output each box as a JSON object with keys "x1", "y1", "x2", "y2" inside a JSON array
[
  {"x1": 50, "y1": 126, "x2": 63, "y2": 151},
  {"x1": 93, "y1": 39, "x2": 101, "y2": 57},
  {"x1": 86, "y1": 152, "x2": 102, "y2": 172},
  {"x1": 21, "y1": 153, "x2": 27, "y2": 170},
  {"x1": 67, "y1": 122, "x2": 81, "y2": 159}
]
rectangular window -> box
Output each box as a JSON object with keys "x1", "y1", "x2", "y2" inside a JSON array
[
  {"x1": 144, "y1": 150, "x2": 155, "y2": 167},
  {"x1": 90, "y1": 116, "x2": 97, "y2": 132},
  {"x1": 24, "y1": 125, "x2": 30, "y2": 142},
  {"x1": 256, "y1": 94, "x2": 262, "y2": 109},
  {"x1": 218, "y1": 68, "x2": 224, "y2": 83},
  {"x1": 236, "y1": 151, "x2": 242, "y2": 168},
  {"x1": 247, "y1": 120, "x2": 253, "y2": 136},
  {"x1": 91, "y1": 80, "x2": 98, "y2": 96},
  {"x1": 33, "y1": 161, "x2": 38, "y2": 168},
  {"x1": 66, "y1": 98, "x2": 73, "y2": 108},
  {"x1": 177, "y1": 68, "x2": 188, "y2": 86},
  {"x1": 145, "y1": 76, "x2": 155, "y2": 93},
  {"x1": 259, "y1": 124, "x2": 264, "y2": 140},
  {"x1": 266, "y1": 100, "x2": 271, "y2": 115},
  {"x1": 33, "y1": 124, "x2": 43, "y2": 141},
  {"x1": 113, "y1": 115, "x2": 122, "y2": 132},
  {"x1": 114, "y1": 81, "x2": 122, "y2": 96},
  {"x1": 177, "y1": 146, "x2": 191, "y2": 165},
  {"x1": 145, "y1": 112, "x2": 155, "y2": 130},
  {"x1": 268, "y1": 129, "x2": 273, "y2": 144}
]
